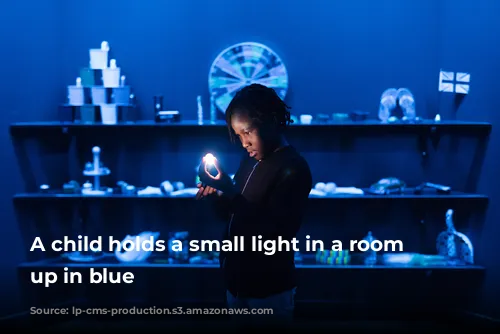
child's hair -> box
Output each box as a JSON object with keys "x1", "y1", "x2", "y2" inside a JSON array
[{"x1": 225, "y1": 84, "x2": 293, "y2": 142}]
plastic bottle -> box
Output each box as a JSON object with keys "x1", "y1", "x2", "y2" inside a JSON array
[
  {"x1": 210, "y1": 93, "x2": 217, "y2": 124},
  {"x1": 197, "y1": 95, "x2": 203, "y2": 125},
  {"x1": 363, "y1": 231, "x2": 377, "y2": 265}
]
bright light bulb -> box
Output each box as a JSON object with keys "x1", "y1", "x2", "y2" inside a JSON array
[{"x1": 204, "y1": 153, "x2": 216, "y2": 165}]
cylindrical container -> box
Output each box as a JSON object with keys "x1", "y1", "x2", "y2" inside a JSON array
[
  {"x1": 102, "y1": 59, "x2": 120, "y2": 88},
  {"x1": 102, "y1": 68, "x2": 120, "y2": 88},
  {"x1": 112, "y1": 86, "x2": 131, "y2": 105},
  {"x1": 68, "y1": 86, "x2": 84, "y2": 106},
  {"x1": 80, "y1": 68, "x2": 103, "y2": 86},
  {"x1": 89, "y1": 49, "x2": 108, "y2": 70},
  {"x1": 100, "y1": 104, "x2": 117, "y2": 124},
  {"x1": 80, "y1": 105, "x2": 96, "y2": 123},
  {"x1": 91, "y1": 87, "x2": 107, "y2": 105}
]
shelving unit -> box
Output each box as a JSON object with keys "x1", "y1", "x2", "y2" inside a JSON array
[{"x1": 11, "y1": 118, "x2": 492, "y2": 314}]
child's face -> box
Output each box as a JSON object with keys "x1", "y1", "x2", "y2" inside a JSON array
[{"x1": 230, "y1": 112, "x2": 277, "y2": 161}]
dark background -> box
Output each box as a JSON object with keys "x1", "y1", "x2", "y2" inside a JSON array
[{"x1": 1, "y1": 0, "x2": 499, "y2": 328}]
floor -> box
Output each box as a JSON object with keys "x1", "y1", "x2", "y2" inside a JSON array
[
  {"x1": 41, "y1": 320, "x2": 435, "y2": 332},
  {"x1": 19, "y1": 315, "x2": 499, "y2": 333}
]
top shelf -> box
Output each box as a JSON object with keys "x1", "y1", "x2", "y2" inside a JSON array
[{"x1": 9, "y1": 120, "x2": 492, "y2": 137}]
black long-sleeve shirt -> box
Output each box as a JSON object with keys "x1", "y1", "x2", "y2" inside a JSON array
[{"x1": 212, "y1": 145, "x2": 312, "y2": 298}]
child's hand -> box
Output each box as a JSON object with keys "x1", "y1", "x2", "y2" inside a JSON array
[
  {"x1": 198, "y1": 157, "x2": 235, "y2": 195},
  {"x1": 195, "y1": 183, "x2": 220, "y2": 200}
]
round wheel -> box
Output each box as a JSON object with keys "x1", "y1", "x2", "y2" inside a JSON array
[{"x1": 209, "y1": 42, "x2": 289, "y2": 114}]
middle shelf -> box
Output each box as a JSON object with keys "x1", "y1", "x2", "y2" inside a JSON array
[{"x1": 13, "y1": 190, "x2": 489, "y2": 203}]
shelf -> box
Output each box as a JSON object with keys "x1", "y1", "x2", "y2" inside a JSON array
[
  {"x1": 60, "y1": 104, "x2": 136, "y2": 108},
  {"x1": 9, "y1": 120, "x2": 492, "y2": 137},
  {"x1": 13, "y1": 190, "x2": 489, "y2": 202},
  {"x1": 18, "y1": 255, "x2": 485, "y2": 271}
]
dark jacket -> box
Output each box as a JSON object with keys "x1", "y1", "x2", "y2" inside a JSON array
[{"x1": 213, "y1": 145, "x2": 312, "y2": 298}]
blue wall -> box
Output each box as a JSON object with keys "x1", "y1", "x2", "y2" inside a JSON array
[{"x1": 1, "y1": 0, "x2": 499, "y2": 319}]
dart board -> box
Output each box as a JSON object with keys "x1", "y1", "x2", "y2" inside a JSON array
[{"x1": 208, "y1": 42, "x2": 289, "y2": 114}]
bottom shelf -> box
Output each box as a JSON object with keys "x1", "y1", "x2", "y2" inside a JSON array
[
  {"x1": 19, "y1": 253, "x2": 484, "y2": 271},
  {"x1": 17, "y1": 254, "x2": 485, "y2": 317}
]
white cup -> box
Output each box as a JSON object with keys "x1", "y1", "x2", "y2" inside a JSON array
[
  {"x1": 102, "y1": 67, "x2": 121, "y2": 88},
  {"x1": 89, "y1": 49, "x2": 108, "y2": 70},
  {"x1": 91, "y1": 87, "x2": 106, "y2": 105},
  {"x1": 300, "y1": 114, "x2": 313, "y2": 124},
  {"x1": 68, "y1": 86, "x2": 84, "y2": 106},
  {"x1": 100, "y1": 104, "x2": 117, "y2": 124}
]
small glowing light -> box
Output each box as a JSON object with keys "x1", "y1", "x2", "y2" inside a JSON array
[{"x1": 204, "y1": 153, "x2": 216, "y2": 165}]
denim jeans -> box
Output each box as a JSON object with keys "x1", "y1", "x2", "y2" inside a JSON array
[{"x1": 226, "y1": 288, "x2": 296, "y2": 328}]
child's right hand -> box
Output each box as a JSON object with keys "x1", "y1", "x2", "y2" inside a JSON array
[{"x1": 195, "y1": 183, "x2": 219, "y2": 200}]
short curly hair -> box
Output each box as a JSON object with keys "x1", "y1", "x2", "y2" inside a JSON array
[{"x1": 225, "y1": 84, "x2": 293, "y2": 142}]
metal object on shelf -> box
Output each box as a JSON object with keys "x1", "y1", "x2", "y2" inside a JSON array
[
  {"x1": 153, "y1": 95, "x2": 181, "y2": 123},
  {"x1": 208, "y1": 42, "x2": 288, "y2": 114},
  {"x1": 349, "y1": 110, "x2": 369, "y2": 122},
  {"x1": 156, "y1": 110, "x2": 180, "y2": 123},
  {"x1": 115, "y1": 231, "x2": 160, "y2": 263},
  {"x1": 168, "y1": 231, "x2": 190, "y2": 262},
  {"x1": 39, "y1": 184, "x2": 50, "y2": 193},
  {"x1": 436, "y1": 209, "x2": 474, "y2": 264},
  {"x1": 63, "y1": 180, "x2": 80, "y2": 193},
  {"x1": 82, "y1": 146, "x2": 110, "y2": 196},
  {"x1": 414, "y1": 182, "x2": 451, "y2": 194},
  {"x1": 366, "y1": 177, "x2": 406, "y2": 195},
  {"x1": 383, "y1": 253, "x2": 449, "y2": 266},
  {"x1": 117, "y1": 181, "x2": 136, "y2": 195}
]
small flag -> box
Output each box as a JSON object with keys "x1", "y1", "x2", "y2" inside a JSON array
[{"x1": 439, "y1": 70, "x2": 470, "y2": 94}]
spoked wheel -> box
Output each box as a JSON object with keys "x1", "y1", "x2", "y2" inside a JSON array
[{"x1": 208, "y1": 42, "x2": 289, "y2": 114}]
